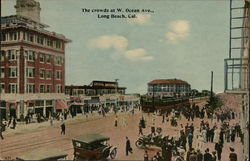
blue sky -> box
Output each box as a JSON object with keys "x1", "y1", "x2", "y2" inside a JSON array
[{"x1": 2, "y1": 0, "x2": 244, "y2": 94}]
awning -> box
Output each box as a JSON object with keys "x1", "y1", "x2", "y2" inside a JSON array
[
  {"x1": 6, "y1": 101, "x2": 16, "y2": 104},
  {"x1": 70, "y1": 97, "x2": 81, "y2": 101},
  {"x1": 56, "y1": 99, "x2": 68, "y2": 110}
]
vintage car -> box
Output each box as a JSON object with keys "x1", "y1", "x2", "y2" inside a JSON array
[
  {"x1": 72, "y1": 133, "x2": 117, "y2": 161},
  {"x1": 16, "y1": 148, "x2": 68, "y2": 161}
]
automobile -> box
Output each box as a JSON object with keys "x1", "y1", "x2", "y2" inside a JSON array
[
  {"x1": 16, "y1": 148, "x2": 68, "y2": 161},
  {"x1": 135, "y1": 133, "x2": 165, "y2": 149},
  {"x1": 72, "y1": 133, "x2": 117, "y2": 161}
]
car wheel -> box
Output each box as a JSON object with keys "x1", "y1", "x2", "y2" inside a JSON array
[
  {"x1": 135, "y1": 139, "x2": 144, "y2": 148},
  {"x1": 110, "y1": 148, "x2": 117, "y2": 159}
]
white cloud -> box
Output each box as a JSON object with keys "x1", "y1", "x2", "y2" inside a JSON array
[
  {"x1": 128, "y1": 14, "x2": 151, "y2": 24},
  {"x1": 88, "y1": 35, "x2": 128, "y2": 51},
  {"x1": 88, "y1": 35, "x2": 153, "y2": 62},
  {"x1": 165, "y1": 20, "x2": 190, "y2": 44},
  {"x1": 124, "y1": 48, "x2": 153, "y2": 62}
]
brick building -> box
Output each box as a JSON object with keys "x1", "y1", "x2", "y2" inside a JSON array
[{"x1": 0, "y1": 0, "x2": 71, "y2": 120}]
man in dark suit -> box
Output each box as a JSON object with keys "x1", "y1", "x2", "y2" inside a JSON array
[
  {"x1": 126, "y1": 136, "x2": 132, "y2": 156},
  {"x1": 204, "y1": 148, "x2": 212, "y2": 161},
  {"x1": 60, "y1": 123, "x2": 65, "y2": 135}
]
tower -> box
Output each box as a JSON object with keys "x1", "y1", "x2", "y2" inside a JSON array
[{"x1": 15, "y1": 0, "x2": 41, "y2": 22}]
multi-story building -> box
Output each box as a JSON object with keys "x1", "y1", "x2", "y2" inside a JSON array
[
  {"x1": 65, "y1": 80, "x2": 126, "y2": 96},
  {"x1": 0, "y1": 0, "x2": 71, "y2": 120},
  {"x1": 224, "y1": 0, "x2": 249, "y2": 160},
  {"x1": 147, "y1": 79, "x2": 191, "y2": 98},
  {"x1": 65, "y1": 80, "x2": 140, "y2": 111}
]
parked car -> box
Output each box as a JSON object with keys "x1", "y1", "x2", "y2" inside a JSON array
[
  {"x1": 72, "y1": 133, "x2": 117, "y2": 161},
  {"x1": 16, "y1": 148, "x2": 68, "y2": 161}
]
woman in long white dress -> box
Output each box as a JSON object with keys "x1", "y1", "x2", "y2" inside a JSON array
[
  {"x1": 197, "y1": 134, "x2": 205, "y2": 153},
  {"x1": 213, "y1": 127, "x2": 220, "y2": 143}
]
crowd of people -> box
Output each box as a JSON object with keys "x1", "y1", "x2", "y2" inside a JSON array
[{"x1": 138, "y1": 103, "x2": 242, "y2": 161}]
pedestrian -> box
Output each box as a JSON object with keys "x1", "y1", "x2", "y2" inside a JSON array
[
  {"x1": 197, "y1": 134, "x2": 205, "y2": 152},
  {"x1": 229, "y1": 147, "x2": 237, "y2": 161},
  {"x1": 139, "y1": 123, "x2": 143, "y2": 135},
  {"x1": 196, "y1": 149, "x2": 203, "y2": 161},
  {"x1": 125, "y1": 136, "x2": 132, "y2": 156},
  {"x1": 155, "y1": 152, "x2": 163, "y2": 161},
  {"x1": 212, "y1": 151, "x2": 216, "y2": 161},
  {"x1": 213, "y1": 127, "x2": 220, "y2": 143},
  {"x1": 50, "y1": 117, "x2": 53, "y2": 126},
  {"x1": 151, "y1": 123, "x2": 156, "y2": 136},
  {"x1": 114, "y1": 115, "x2": 118, "y2": 127},
  {"x1": 162, "y1": 114, "x2": 165, "y2": 123},
  {"x1": 60, "y1": 122, "x2": 65, "y2": 135},
  {"x1": 0, "y1": 126, "x2": 4, "y2": 140},
  {"x1": 175, "y1": 152, "x2": 185, "y2": 161},
  {"x1": 204, "y1": 148, "x2": 212, "y2": 161},
  {"x1": 144, "y1": 150, "x2": 149, "y2": 161},
  {"x1": 187, "y1": 132, "x2": 193, "y2": 150},
  {"x1": 215, "y1": 141, "x2": 223, "y2": 161},
  {"x1": 189, "y1": 151, "x2": 197, "y2": 161},
  {"x1": 12, "y1": 118, "x2": 16, "y2": 129}
]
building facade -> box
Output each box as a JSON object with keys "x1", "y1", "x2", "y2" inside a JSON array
[
  {"x1": 0, "y1": 0, "x2": 71, "y2": 120},
  {"x1": 224, "y1": 0, "x2": 249, "y2": 160},
  {"x1": 147, "y1": 79, "x2": 191, "y2": 98},
  {"x1": 65, "y1": 80, "x2": 140, "y2": 111}
]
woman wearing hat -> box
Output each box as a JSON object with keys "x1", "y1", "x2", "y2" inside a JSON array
[{"x1": 229, "y1": 147, "x2": 237, "y2": 161}]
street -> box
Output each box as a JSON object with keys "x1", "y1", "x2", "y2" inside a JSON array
[{"x1": 0, "y1": 108, "x2": 243, "y2": 160}]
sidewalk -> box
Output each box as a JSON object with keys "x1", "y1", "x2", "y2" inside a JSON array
[{"x1": 2, "y1": 109, "x2": 141, "y2": 137}]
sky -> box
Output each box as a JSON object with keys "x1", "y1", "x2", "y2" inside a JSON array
[{"x1": 1, "y1": 0, "x2": 244, "y2": 94}]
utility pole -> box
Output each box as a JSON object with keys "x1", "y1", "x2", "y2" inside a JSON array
[
  {"x1": 210, "y1": 71, "x2": 214, "y2": 102},
  {"x1": 152, "y1": 84, "x2": 155, "y2": 112}
]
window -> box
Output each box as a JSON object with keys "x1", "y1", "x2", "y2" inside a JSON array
[
  {"x1": 8, "y1": 50, "x2": 16, "y2": 61},
  {"x1": 0, "y1": 50, "x2": 5, "y2": 61},
  {"x1": 0, "y1": 84, "x2": 5, "y2": 93},
  {"x1": 26, "y1": 84, "x2": 35, "y2": 93},
  {"x1": 46, "y1": 85, "x2": 51, "y2": 93},
  {"x1": 56, "y1": 41, "x2": 61, "y2": 49},
  {"x1": 0, "y1": 33, "x2": 6, "y2": 41},
  {"x1": 46, "y1": 100, "x2": 53, "y2": 106},
  {"x1": 39, "y1": 53, "x2": 44, "y2": 63},
  {"x1": 45, "y1": 55, "x2": 51, "y2": 64},
  {"x1": 9, "y1": 32, "x2": 17, "y2": 41},
  {"x1": 55, "y1": 70, "x2": 62, "y2": 80},
  {"x1": 46, "y1": 70, "x2": 52, "y2": 79},
  {"x1": 1, "y1": 68, "x2": 5, "y2": 78},
  {"x1": 27, "y1": 32, "x2": 34, "y2": 42},
  {"x1": 35, "y1": 100, "x2": 44, "y2": 106},
  {"x1": 39, "y1": 85, "x2": 45, "y2": 93},
  {"x1": 9, "y1": 84, "x2": 17, "y2": 93},
  {"x1": 39, "y1": 69, "x2": 45, "y2": 79},
  {"x1": 55, "y1": 56, "x2": 63, "y2": 65},
  {"x1": 9, "y1": 67, "x2": 17, "y2": 78},
  {"x1": 26, "y1": 50, "x2": 36, "y2": 61},
  {"x1": 56, "y1": 84, "x2": 62, "y2": 93},
  {"x1": 37, "y1": 36, "x2": 44, "y2": 45},
  {"x1": 26, "y1": 67, "x2": 35, "y2": 78},
  {"x1": 47, "y1": 39, "x2": 53, "y2": 47}
]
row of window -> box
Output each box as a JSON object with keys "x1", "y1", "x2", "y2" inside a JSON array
[
  {"x1": 0, "y1": 31, "x2": 63, "y2": 49},
  {"x1": 0, "y1": 83, "x2": 63, "y2": 93},
  {"x1": 1, "y1": 50, "x2": 64, "y2": 66},
  {"x1": 1, "y1": 67, "x2": 62, "y2": 80},
  {"x1": 148, "y1": 88, "x2": 190, "y2": 92}
]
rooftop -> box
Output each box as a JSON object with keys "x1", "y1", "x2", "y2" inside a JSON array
[{"x1": 148, "y1": 79, "x2": 190, "y2": 85}]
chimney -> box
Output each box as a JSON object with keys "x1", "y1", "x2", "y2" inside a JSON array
[{"x1": 15, "y1": 0, "x2": 41, "y2": 22}]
